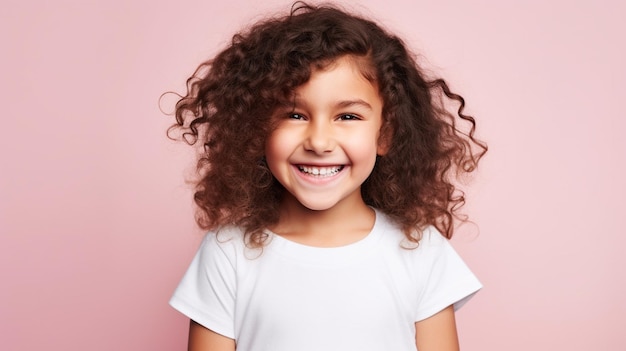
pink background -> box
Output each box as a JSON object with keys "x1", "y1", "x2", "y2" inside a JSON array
[{"x1": 1, "y1": 0, "x2": 624, "y2": 350}]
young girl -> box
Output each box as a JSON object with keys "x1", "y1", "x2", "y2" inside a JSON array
[{"x1": 169, "y1": 2, "x2": 487, "y2": 351}]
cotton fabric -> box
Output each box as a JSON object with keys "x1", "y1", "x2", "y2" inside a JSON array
[{"x1": 170, "y1": 210, "x2": 481, "y2": 351}]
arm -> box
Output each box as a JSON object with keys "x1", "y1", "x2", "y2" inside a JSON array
[
  {"x1": 414, "y1": 305, "x2": 459, "y2": 351},
  {"x1": 188, "y1": 320, "x2": 236, "y2": 351}
]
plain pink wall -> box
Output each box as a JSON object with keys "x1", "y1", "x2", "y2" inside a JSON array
[{"x1": 1, "y1": 0, "x2": 624, "y2": 350}]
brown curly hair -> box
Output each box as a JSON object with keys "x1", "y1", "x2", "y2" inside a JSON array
[{"x1": 168, "y1": 2, "x2": 487, "y2": 246}]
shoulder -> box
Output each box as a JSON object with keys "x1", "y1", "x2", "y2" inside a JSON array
[
  {"x1": 375, "y1": 215, "x2": 457, "y2": 276},
  {"x1": 207, "y1": 225, "x2": 246, "y2": 246},
  {"x1": 410, "y1": 226, "x2": 455, "y2": 264},
  {"x1": 374, "y1": 210, "x2": 447, "y2": 252},
  {"x1": 196, "y1": 225, "x2": 252, "y2": 263},
  {"x1": 199, "y1": 226, "x2": 241, "y2": 248},
  {"x1": 417, "y1": 225, "x2": 449, "y2": 249}
]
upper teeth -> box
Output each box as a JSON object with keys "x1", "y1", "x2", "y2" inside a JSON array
[{"x1": 299, "y1": 166, "x2": 342, "y2": 176}]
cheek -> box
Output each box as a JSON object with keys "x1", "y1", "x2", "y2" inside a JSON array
[
  {"x1": 345, "y1": 132, "x2": 381, "y2": 163},
  {"x1": 265, "y1": 130, "x2": 291, "y2": 167}
]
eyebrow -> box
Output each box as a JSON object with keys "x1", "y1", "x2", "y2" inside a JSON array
[
  {"x1": 292, "y1": 98, "x2": 373, "y2": 110},
  {"x1": 335, "y1": 99, "x2": 373, "y2": 110}
]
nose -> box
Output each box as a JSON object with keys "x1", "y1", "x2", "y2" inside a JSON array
[{"x1": 303, "y1": 120, "x2": 335, "y2": 154}]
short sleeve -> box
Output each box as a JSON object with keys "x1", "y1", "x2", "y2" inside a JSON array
[
  {"x1": 414, "y1": 227, "x2": 482, "y2": 322},
  {"x1": 169, "y1": 232, "x2": 237, "y2": 339}
]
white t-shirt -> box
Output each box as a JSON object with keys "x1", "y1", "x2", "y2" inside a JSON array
[{"x1": 170, "y1": 210, "x2": 481, "y2": 351}]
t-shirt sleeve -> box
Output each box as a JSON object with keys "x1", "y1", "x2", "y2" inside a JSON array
[
  {"x1": 169, "y1": 232, "x2": 237, "y2": 339},
  {"x1": 414, "y1": 227, "x2": 482, "y2": 322}
]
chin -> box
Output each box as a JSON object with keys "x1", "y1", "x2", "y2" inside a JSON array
[{"x1": 295, "y1": 198, "x2": 340, "y2": 212}]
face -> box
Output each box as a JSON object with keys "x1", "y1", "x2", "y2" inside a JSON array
[{"x1": 265, "y1": 56, "x2": 386, "y2": 213}]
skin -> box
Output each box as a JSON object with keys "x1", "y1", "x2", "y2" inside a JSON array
[
  {"x1": 415, "y1": 305, "x2": 460, "y2": 351},
  {"x1": 265, "y1": 55, "x2": 385, "y2": 246},
  {"x1": 188, "y1": 56, "x2": 461, "y2": 351},
  {"x1": 188, "y1": 321, "x2": 235, "y2": 351}
]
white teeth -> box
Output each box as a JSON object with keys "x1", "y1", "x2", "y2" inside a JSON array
[{"x1": 298, "y1": 166, "x2": 342, "y2": 177}]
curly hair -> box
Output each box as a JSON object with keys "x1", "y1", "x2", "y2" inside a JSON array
[{"x1": 168, "y1": 2, "x2": 487, "y2": 246}]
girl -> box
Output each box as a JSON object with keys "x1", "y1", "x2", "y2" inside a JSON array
[{"x1": 169, "y1": 2, "x2": 487, "y2": 351}]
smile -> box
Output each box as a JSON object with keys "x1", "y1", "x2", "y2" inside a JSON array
[{"x1": 297, "y1": 165, "x2": 344, "y2": 177}]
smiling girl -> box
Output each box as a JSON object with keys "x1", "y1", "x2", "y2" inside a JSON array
[{"x1": 168, "y1": 3, "x2": 487, "y2": 351}]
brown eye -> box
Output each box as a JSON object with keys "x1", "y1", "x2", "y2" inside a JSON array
[{"x1": 338, "y1": 114, "x2": 360, "y2": 121}]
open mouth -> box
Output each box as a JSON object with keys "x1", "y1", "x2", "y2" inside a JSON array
[{"x1": 297, "y1": 165, "x2": 344, "y2": 177}]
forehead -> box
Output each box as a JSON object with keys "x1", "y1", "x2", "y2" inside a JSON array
[
  {"x1": 309, "y1": 55, "x2": 375, "y2": 82},
  {"x1": 298, "y1": 55, "x2": 379, "y2": 95},
  {"x1": 290, "y1": 56, "x2": 382, "y2": 112},
  {"x1": 313, "y1": 55, "x2": 376, "y2": 83},
  {"x1": 271, "y1": 55, "x2": 379, "y2": 111}
]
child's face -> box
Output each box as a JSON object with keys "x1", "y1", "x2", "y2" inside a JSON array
[{"x1": 265, "y1": 56, "x2": 385, "y2": 212}]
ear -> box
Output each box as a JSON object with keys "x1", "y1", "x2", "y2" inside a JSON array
[{"x1": 377, "y1": 123, "x2": 393, "y2": 156}]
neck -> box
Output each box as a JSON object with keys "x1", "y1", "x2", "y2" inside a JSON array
[{"x1": 270, "y1": 194, "x2": 375, "y2": 247}]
